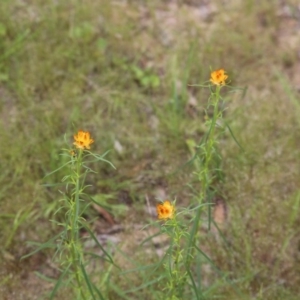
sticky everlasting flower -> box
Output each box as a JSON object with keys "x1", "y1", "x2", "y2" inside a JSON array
[
  {"x1": 73, "y1": 130, "x2": 94, "y2": 150},
  {"x1": 156, "y1": 200, "x2": 174, "y2": 220},
  {"x1": 210, "y1": 69, "x2": 228, "y2": 86}
]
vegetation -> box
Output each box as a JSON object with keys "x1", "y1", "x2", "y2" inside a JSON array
[{"x1": 1, "y1": 0, "x2": 300, "y2": 299}]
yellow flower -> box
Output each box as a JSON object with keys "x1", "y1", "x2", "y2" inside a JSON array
[
  {"x1": 73, "y1": 130, "x2": 94, "y2": 150},
  {"x1": 156, "y1": 200, "x2": 174, "y2": 220},
  {"x1": 210, "y1": 69, "x2": 228, "y2": 86}
]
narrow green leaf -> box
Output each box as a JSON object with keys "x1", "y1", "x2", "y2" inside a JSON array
[
  {"x1": 82, "y1": 223, "x2": 114, "y2": 265},
  {"x1": 21, "y1": 232, "x2": 62, "y2": 260},
  {"x1": 92, "y1": 282, "x2": 105, "y2": 300},
  {"x1": 187, "y1": 268, "x2": 200, "y2": 300},
  {"x1": 225, "y1": 121, "x2": 244, "y2": 151},
  {"x1": 43, "y1": 161, "x2": 72, "y2": 179},
  {"x1": 80, "y1": 263, "x2": 97, "y2": 300},
  {"x1": 50, "y1": 263, "x2": 71, "y2": 300}
]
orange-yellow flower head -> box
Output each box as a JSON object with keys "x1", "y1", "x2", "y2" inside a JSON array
[
  {"x1": 156, "y1": 200, "x2": 174, "y2": 220},
  {"x1": 210, "y1": 69, "x2": 228, "y2": 86},
  {"x1": 73, "y1": 130, "x2": 94, "y2": 150}
]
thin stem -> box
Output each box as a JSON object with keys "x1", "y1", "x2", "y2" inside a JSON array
[
  {"x1": 184, "y1": 85, "x2": 221, "y2": 284},
  {"x1": 166, "y1": 217, "x2": 186, "y2": 300},
  {"x1": 73, "y1": 149, "x2": 82, "y2": 241},
  {"x1": 69, "y1": 149, "x2": 86, "y2": 299}
]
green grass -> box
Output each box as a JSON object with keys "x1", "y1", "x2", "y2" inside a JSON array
[{"x1": 1, "y1": 0, "x2": 300, "y2": 299}]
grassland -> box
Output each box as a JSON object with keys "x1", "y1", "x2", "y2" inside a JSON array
[{"x1": 1, "y1": 0, "x2": 300, "y2": 299}]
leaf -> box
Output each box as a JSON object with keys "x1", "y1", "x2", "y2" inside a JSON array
[
  {"x1": 81, "y1": 223, "x2": 115, "y2": 265},
  {"x1": 225, "y1": 121, "x2": 244, "y2": 151},
  {"x1": 80, "y1": 262, "x2": 97, "y2": 300}
]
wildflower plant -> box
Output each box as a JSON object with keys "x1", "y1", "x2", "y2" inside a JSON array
[
  {"x1": 184, "y1": 69, "x2": 231, "y2": 277},
  {"x1": 185, "y1": 68, "x2": 236, "y2": 292},
  {"x1": 24, "y1": 130, "x2": 115, "y2": 299},
  {"x1": 155, "y1": 69, "x2": 237, "y2": 299}
]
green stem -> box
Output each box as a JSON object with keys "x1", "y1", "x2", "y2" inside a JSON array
[
  {"x1": 184, "y1": 85, "x2": 221, "y2": 283},
  {"x1": 202, "y1": 86, "x2": 220, "y2": 229},
  {"x1": 167, "y1": 218, "x2": 185, "y2": 299},
  {"x1": 69, "y1": 149, "x2": 86, "y2": 299},
  {"x1": 172, "y1": 222, "x2": 182, "y2": 294},
  {"x1": 73, "y1": 149, "x2": 82, "y2": 241}
]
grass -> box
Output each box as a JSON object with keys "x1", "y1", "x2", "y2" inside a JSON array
[{"x1": 1, "y1": 0, "x2": 300, "y2": 299}]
